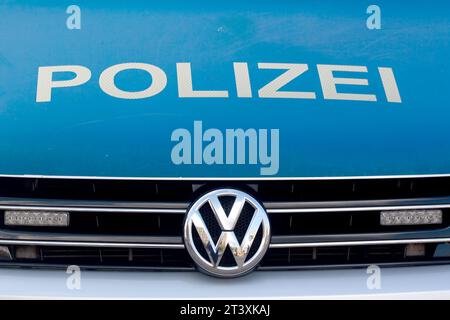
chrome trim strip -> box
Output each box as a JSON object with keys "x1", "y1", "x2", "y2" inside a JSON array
[
  {"x1": 0, "y1": 198, "x2": 189, "y2": 210},
  {"x1": 267, "y1": 203, "x2": 450, "y2": 213},
  {"x1": 269, "y1": 238, "x2": 450, "y2": 248},
  {"x1": 1, "y1": 199, "x2": 448, "y2": 214},
  {"x1": 0, "y1": 173, "x2": 449, "y2": 180},
  {"x1": 0, "y1": 205, "x2": 185, "y2": 214},
  {"x1": 0, "y1": 240, "x2": 185, "y2": 249},
  {"x1": 2, "y1": 199, "x2": 449, "y2": 214},
  {"x1": 0, "y1": 229, "x2": 183, "y2": 245},
  {"x1": 258, "y1": 260, "x2": 450, "y2": 271},
  {"x1": 264, "y1": 197, "x2": 450, "y2": 210},
  {"x1": 1, "y1": 237, "x2": 448, "y2": 250}
]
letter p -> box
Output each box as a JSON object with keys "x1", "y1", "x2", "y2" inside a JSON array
[{"x1": 36, "y1": 65, "x2": 91, "y2": 102}]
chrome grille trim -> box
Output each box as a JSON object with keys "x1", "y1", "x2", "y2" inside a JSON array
[
  {"x1": 266, "y1": 197, "x2": 450, "y2": 213},
  {"x1": 269, "y1": 238, "x2": 450, "y2": 248},
  {"x1": 0, "y1": 239, "x2": 185, "y2": 249},
  {"x1": 267, "y1": 204, "x2": 450, "y2": 213},
  {"x1": 0, "y1": 230, "x2": 184, "y2": 245},
  {"x1": 6, "y1": 202, "x2": 448, "y2": 213},
  {"x1": 1, "y1": 173, "x2": 450, "y2": 180},
  {"x1": 0, "y1": 205, "x2": 186, "y2": 214},
  {"x1": 2, "y1": 196, "x2": 450, "y2": 214},
  {"x1": 1, "y1": 237, "x2": 449, "y2": 250},
  {"x1": 0, "y1": 198, "x2": 189, "y2": 211}
]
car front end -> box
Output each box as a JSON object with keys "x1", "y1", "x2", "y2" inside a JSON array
[{"x1": 0, "y1": 0, "x2": 449, "y2": 300}]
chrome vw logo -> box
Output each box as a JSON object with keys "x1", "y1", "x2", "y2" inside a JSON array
[{"x1": 183, "y1": 189, "x2": 270, "y2": 278}]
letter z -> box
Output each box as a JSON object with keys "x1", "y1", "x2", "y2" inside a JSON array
[{"x1": 257, "y1": 63, "x2": 315, "y2": 99}]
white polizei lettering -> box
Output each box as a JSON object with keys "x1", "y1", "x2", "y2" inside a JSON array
[
  {"x1": 233, "y1": 62, "x2": 253, "y2": 98},
  {"x1": 317, "y1": 64, "x2": 377, "y2": 102},
  {"x1": 35, "y1": 62, "x2": 402, "y2": 104},
  {"x1": 99, "y1": 63, "x2": 167, "y2": 99},
  {"x1": 36, "y1": 65, "x2": 91, "y2": 102},
  {"x1": 176, "y1": 63, "x2": 229, "y2": 98},
  {"x1": 257, "y1": 63, "x2": 316, "y2": 99},
  {"x1": 378, "y1": 67, "x2": 402, "y2": 103}
]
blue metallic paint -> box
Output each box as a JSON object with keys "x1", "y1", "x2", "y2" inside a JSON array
[{"x1": 0, "y1": 1, "x2": 449, "y2": 178}]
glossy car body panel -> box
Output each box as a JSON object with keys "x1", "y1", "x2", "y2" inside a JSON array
[
  {"x1": 0, "y1": 1, "x2": 449, "y2": 179},
  {"x1": 0, "y1": 266, "x2": 449, "y2": 299}
]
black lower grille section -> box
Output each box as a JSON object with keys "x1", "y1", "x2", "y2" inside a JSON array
[
  {"x1": 2, "y1": 243, "x2": 450, "y2": 271},
  {"x1": 8, "y1": 246, "x2": 193, "y2": 270},
  {"x1": 262, "y1": 243, "x2": 450, "y2": 268}
]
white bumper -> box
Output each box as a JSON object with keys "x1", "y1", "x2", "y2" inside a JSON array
[{"x1": 0, "y1": 265, "x2": 449, "y2": 299}]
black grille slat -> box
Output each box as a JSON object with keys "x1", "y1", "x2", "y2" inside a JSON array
[{"x1": 0, "y1": 177, "x2": 450, "y2": 202}]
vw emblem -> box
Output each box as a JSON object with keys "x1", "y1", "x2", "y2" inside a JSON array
[{"x1": 183, "y1": 189, "x2": 271, "y2": 278}]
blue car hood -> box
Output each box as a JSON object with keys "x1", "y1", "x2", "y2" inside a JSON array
[{"x1": 0, "y1": 1, "x2": 449, "y2": 179}]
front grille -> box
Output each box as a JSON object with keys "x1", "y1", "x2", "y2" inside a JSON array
[{"x1": 0, "y1": 176, "x2": 450, "y2": 271}]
